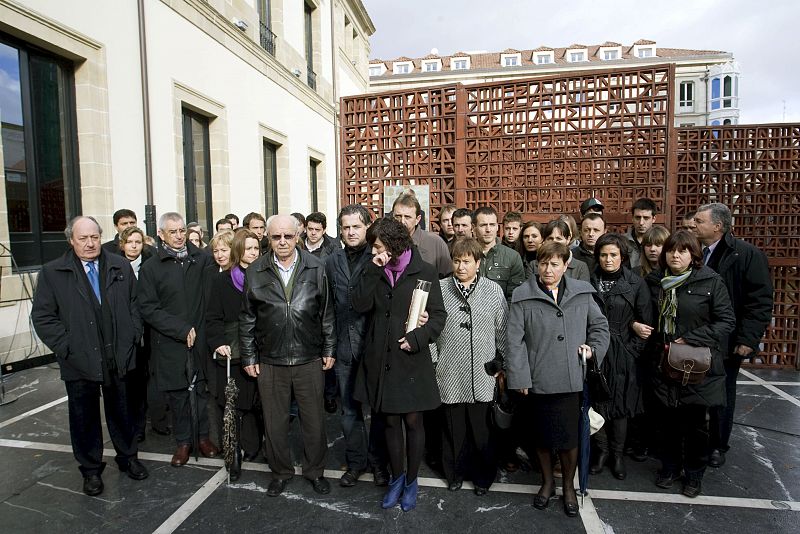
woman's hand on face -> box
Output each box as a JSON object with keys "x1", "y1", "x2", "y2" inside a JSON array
[
  {"x1": 372, "y1": 251, "x2": 392, "y2": 267},
  {"x1": 632, "y1": 322, "x2": 653, "y2": 340},
  {"x1": 578, "y1": 344, "x2": 593, "y2": 359}
]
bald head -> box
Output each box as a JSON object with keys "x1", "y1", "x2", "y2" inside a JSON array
[{"x1": 266, "y1": 214, "x2": 300, "y2": 263}]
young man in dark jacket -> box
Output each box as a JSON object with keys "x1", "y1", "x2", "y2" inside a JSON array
[
  {"x1": 240, "y1": 214, "x2": 336, "y2": 497},
  {"x1": 32, "y1": 216, "x2": 146, "y2": 496},
  {"x1": 693, "y1": 203, "x2": 773, "y2": 468}
]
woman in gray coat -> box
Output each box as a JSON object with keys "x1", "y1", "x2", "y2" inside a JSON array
[
  {"x1": 432, "y1": 238, "x2": 508, "y2": 495},
  {"x1": 506, "y1": 242, "x2": 609, "y2": 517},
  {"x1": 542, "y1": 219, "x2": 591, "y2": 282}
]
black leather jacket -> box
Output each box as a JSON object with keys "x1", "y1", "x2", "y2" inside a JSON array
[{"x1": 239, "y1": 249, "x2": 335, "y2": 367}]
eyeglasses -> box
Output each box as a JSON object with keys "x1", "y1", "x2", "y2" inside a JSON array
[{"x1": 270, "y1": 234, "x2": 297, "y2": 241}]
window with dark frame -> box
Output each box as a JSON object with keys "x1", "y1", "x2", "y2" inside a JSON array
[
  {"x1": 309, "y1": 159, "x2": 319, "y2": 212},
  {"x1": 679, "y1": 81, "x2": 694, "y2": 108},
  {"x1": 263, "y1": 141, "x2": 279, "y2": 216},
  {"x1": 0, "y1": 35, "x2": 81, "y2": 270},
  {"x1": 257, "y1": 0, "x2": 275, "y2": 56},
  {"x1": 304, "y1": 2, "x2": 316, "y2": 90},
  {"x1": 182, "y1": 108, "x2": 213, "y2": 237}
]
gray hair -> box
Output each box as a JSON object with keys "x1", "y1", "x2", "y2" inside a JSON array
[
  {"x1": 158, "y1": 212, "x2": 185, "y2": 231},
  {"x1": 64, "y1": 215, "x2": 102, "y2": 241},
  {"x1": 697, "y1": 202, "x2": 732, "y2": 233},
  {"x1": 337, "y1": 204, "x2": 373, "y2": 228},
  {"x1": 266, "y1": 214, "x2": 301, "y2": 235}
]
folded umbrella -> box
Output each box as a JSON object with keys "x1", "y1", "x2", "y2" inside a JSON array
[{"x1": 222, "y1": 356, "x2": 240, "y2": 484}]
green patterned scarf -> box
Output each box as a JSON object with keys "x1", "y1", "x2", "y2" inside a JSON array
[{"x1": 659, "y1": 269, "x2": 692, "y2": 335}]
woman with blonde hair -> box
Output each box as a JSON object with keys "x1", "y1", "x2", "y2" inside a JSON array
[{"x1": 209, "y1": 230, "x2": 234, "y2": 271}]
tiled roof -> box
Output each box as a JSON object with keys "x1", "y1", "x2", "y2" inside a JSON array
[
  {"x1": 371, "y1": 41, "x2": 728, "y2": 77},
  {"x1": 601, "y1": 41, "x2": 622, "y2": 47},
  {"x1": 634, "y1": 39, "x2": 657, "y2": 45},
  {"x1": 422, "y1": 54, "x2": 441, "y2": 60}
]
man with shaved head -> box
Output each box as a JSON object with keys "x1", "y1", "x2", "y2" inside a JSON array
[
  {"x1": 241, "y1": 214, "x2": 336, "y2": 497},
  {"x1": 32, "y1": 216, "x2": 147, "y2": 496}
]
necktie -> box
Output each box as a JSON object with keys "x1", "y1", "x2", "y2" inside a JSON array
[
  {"x1": 702, "y1": 247, "x2": 711, "y2": 265},
  {"x1": 87, "y1": 261, "x2": 101, "y2": 303}
]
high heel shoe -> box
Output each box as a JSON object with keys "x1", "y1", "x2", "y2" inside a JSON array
[
  {"x1": 400, "y1": 478, "x2": 418, "y2": 512},
  {"x1": 563, "y1": 488, "x2": 579, "y2": 517},
  {"x1": 533, "y1": 486, "x2": 555, "y2": 509},
  {"x1": 381, "y1": 473, "x2": 405, "y2": 509}
]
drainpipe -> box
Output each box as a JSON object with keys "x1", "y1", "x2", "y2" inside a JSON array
[
  {"x1": 329, "y1": 0, "x2": 340, "y2": 213},
  {"x1": 137, "y1": 0, "x2": 156, "y2": 237}
]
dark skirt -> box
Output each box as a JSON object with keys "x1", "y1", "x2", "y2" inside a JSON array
[{"x1": 529, "y1": 392, "x2": 581, "y2": 450}]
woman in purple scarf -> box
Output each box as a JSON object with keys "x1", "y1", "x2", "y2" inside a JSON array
[
  {"x1": 205, "y1": 229, "x2": 262, "y2": 480},
  {"x1": 353, "y1": 217, "x2": 447, "y2": 512}
]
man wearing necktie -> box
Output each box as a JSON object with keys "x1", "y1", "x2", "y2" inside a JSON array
[
  {"x1": 693, "y1": 203, "x2": 773, "y2": 469},
  {"x1": 32, "y1": 216, "x2": 147, "y2": 496}
]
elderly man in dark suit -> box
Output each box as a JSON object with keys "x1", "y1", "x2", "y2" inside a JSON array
[
  {"x1": 32, "y1": 216, "x2": 147, "y2": 496},
  {"x1": 138, "y1": 212, "x2": 219, "y2": 466}
]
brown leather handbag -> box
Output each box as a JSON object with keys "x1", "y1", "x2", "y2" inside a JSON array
[{"x1": 663, "y1": 342, "x2": 712, "y2": 386}]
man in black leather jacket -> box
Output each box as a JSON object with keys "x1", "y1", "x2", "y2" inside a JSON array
[{"x1": 241, "y1": 214, "x2": 336, "y2": 497}]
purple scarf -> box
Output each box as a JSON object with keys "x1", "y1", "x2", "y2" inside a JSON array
[
  {"x1": 231, "y1": 265, "x2": 245, "y2": 293},
  {"x1": 384, "y1": 248, "x2": 412, "y2": 287}
]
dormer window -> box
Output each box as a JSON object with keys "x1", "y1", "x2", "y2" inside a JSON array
[
  {"x1": 603, "y1": 50, "x2": 618, "y2": 60},
  {"x1": 569, "y1": 51, "x2": 586, "y2": 62},
  {"x1": 632, "y1": 41, "x2": 657, "y2": 58},
  {"x1": 393, "y1": 61, "x2": 412, "y2": 74},
  {"x1": 502, "y1": 53, "x2": 521, "y2": 67},
  {"x1": 638, "y1": 47, "x2": 654, "y2": 58},
  {"x1": 535, "y1": 53, "x2": 553, "y2": 64},
  {"x1": 369, "y1": 64, "x2": 386, "y2": 77},
  {"x1": 452, "y1": 58, "x2": 469, "y2": 70},
  {"x1": 422, "y1": 59, "x2": 442, "y2": 72}
]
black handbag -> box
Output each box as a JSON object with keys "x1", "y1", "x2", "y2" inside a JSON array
[
  {"x1": 490, "y1": 375, "x2": 515, "y2": 430},
  {"x1": 586, "y1": 355, "x2": 611, "y2": 402}
]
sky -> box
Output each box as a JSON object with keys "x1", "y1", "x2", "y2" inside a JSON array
[{"x1": 362, "y1": 0, "x2": 799, "y2": 124}]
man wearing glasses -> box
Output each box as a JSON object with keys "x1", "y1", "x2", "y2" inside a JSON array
[{"x1": 241, "y1": 214, "x2": 336, "y2": 497}]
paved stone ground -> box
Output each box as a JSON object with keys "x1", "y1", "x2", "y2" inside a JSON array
[{"x1": 0, "y1": 364, "x2": 798, "y2": 533}]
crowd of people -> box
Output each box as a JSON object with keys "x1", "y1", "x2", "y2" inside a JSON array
[{"x1": 30, "y1": 193, "x2": 773, "y2": 517}]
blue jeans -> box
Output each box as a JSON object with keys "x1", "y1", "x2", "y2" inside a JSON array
[{"x1": 335, "y1": 358, "x2": 370, "y2": 471}]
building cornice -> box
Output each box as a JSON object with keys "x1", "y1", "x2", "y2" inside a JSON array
[{"x1": 345, "y1": 0, "x2": 376, "y2": 36}]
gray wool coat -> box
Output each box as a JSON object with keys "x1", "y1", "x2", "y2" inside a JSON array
[
  {"x1": 506, "y1": 276, "x2": 610, "y2": 394},
  {"x1": 431, "y1": 276, "x2": 508, "y2": 404}
]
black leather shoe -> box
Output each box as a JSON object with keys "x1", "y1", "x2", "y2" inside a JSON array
[
  {"x1": 683, "y1": 478, "x2": 702, "y2": 498},
  {"x1": 447, "y1": 480, "x2": 463, "y2": 491},
  {"x1": 373, "y1": 468, "x2": 390, "y2": 487},
  {"x1": 339, "y1": 469, "x2": 364, "y2": 487},
  {"x1": 267, "y1": 478, "x2": 289, "y2": 497},
  {"x1": 709, "y1": 449, "x2": 726, "y2": 468},
  {"x1": 563, "y1": 500, "x2": 580, "y2": 517},
  {"x1": 533, "y1": 488, "x2": 555, "y2": 509},
  {"x1": 630, "y1": 448, "x2": 648, "y2": 462},
  {"x1": 611, "y1": 454, "x2": 627, "y2": 480},
  {"x1": 121, "y1": 459, "x2": 149, "y2": 481},
  {"x1": 655, "y1": 471, "x2": 681, "y2": 489},
  {"x1": 83, "y1": 474, "x2": 104, "y2": 496},
  {"x1": 242, "y1": 452, "x2": 259, "y2": 462},
  {"x1": 589, "y1": 451, "x2": 609, "y2": 475},
  {"x1": 311, "y1": 476, "x2": 331, "y2": 495},
  {"x1": 324, "y1": 399, "x2": 337, "y2": 414},
  {"x1": 474, "y1": 486, "x2": 488, "y2": 496}
]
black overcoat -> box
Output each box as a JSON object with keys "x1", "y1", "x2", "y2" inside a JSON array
[
  {"x1": 590, "y1": 267, "x2": 653, "y2": 419},
  {"x1": 352, "y1": 248, "x2": 446, "y2": 413},
  {"x1": 138, "y1": 243, "x2": 215, "y2": 391},
  {"x1": 31, "y1": 250, "x2": 142, "y2": 382},
  {"x1": 644, "y1": 266, "x2": 736, "y2": 408}
]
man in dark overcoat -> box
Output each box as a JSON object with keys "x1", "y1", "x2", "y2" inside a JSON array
[
  {"x1": 693, "y1": 202, "x2": 773, "y2": 468},
  {"x1": 32, "y1": 216, "x2": 147, "y2": 496},
  {"x1": 138, "y1": 212, "x2": 219, "y2": 466}
]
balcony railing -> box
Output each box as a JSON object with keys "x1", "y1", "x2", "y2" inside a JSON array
[
  {"x1": 259, "y1": 22, "x2": 276, "y2": 56},
  {"x1": 307, "y1": 67, "x2": 317, "y2": 91}
]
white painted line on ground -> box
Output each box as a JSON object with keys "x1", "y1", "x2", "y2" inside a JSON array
[
  {"x1": 739, "y1": 369, "x2": 800, "y2": 408},
  {"x1": 152, "y1": 467, "x2": 228, "y2": 534},
  {"x1": 737, "y1": 381, "x2": 800, "y2": 386},
  {"x1": 2, "y1": 437, "x2": 799, "y2": 515},
  {"x1": 580, "y1": 493, "x2": 607, "y2": 534},
  {"x1": 0, "y1": 396, "x2": 67, "y2": 429}
]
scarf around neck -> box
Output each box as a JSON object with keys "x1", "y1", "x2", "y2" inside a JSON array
[
  {"x1": 161, "y1": 241, "x2": 188, "y2": 260},
  {"x1": 659, "y1": 269, "x2": 692, "y2": 335},
  {"x1": 384, "y1": 248, "x2": 412, "y2": 287},
  {"x1": 231, "y1": 265, "x2": 245, "y2": 293}
]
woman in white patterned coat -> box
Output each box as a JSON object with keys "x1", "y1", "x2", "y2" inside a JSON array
[{"x1": 431, "y1": 237, "x2": 508, "y2": 495}]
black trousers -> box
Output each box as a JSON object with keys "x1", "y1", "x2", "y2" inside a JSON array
[
  {"x1": 65, "y1": 375, "x2": 138, "y2": 476},
  {"x1": 656, "y1": 402, "x2": 710, "y2": 481},
  {"x1": 441, "y1": 402, "x2": 497, "y2": 489},
  {"x1": 593, "y1": 416, "x2": 628, "y2": 455},
  {"x1": 165, "y1": 386, "x2": 210, "y2": 446},
  {"x1": 258, "y1": 360, "x2": 327, "y2": 480},
  {"x1": 710, "y1": 356, "x2": 741, "y2": 452}
]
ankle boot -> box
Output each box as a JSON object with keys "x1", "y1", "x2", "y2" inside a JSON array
[
  {"x1": 381, "y1": 473, "x2": 405, "y2": 509},
  {"x1": 611, "y1": 453, "x2": 627, "y2": 480},
  {"x1": 400, "y1": 478, "x2": 418, "y2": 512},
  {"x1": 230, "y1": 447, "x2": 242, "y2": 482},
  {"x1": 590, "y1": 451, "x2": 608, "y2": 475}
]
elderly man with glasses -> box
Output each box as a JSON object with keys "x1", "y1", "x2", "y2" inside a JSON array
[{"x1": 240, "y1": 214, "x2": 336, "y2": 497}]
